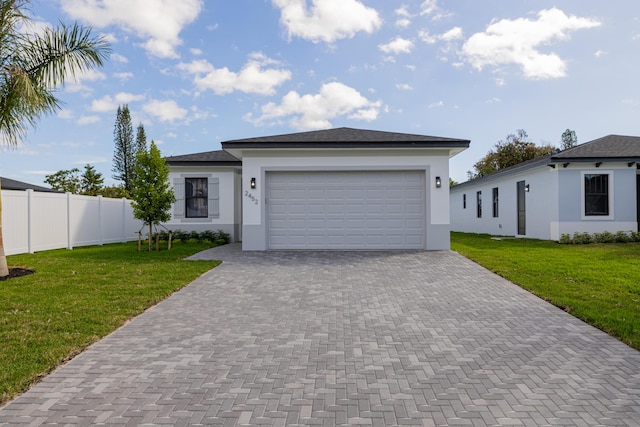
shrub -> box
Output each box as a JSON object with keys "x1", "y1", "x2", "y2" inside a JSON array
[
  {"x1": 559, "y1": 234, "x2": 572, "y2": 244},
  {"x1": 614, "y1": 231, "x2": 632, "y2": 243},
  {"x1": 593, "y1": 231, "x2": 615, "y2": 243},
  {"x1": 572, "y1": 232, "x2": 592, "y2": 244}
]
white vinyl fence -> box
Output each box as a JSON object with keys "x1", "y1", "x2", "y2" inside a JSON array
[{"x1": 2, "y1": 190, "x2": 143, "y2": 256}]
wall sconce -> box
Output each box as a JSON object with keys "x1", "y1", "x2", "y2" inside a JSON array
[
  {"x1": 524, "y1": 184, "x2": 530, "y2": 192},
  {"x1": 435, "y1": 176, "x2": 442, "y2": 188},
  {"x1": 250, "y1": 177, "x2": 256, "y2": 189}
]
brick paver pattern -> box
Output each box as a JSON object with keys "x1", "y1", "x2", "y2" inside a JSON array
[{"x1": 1, "y1": 245, "x2": 639, "y2": 426}]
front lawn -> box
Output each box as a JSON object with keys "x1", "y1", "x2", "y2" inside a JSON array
[
  {"x1": 451, "y1": 232, "x2": 640, "y2": 351},
  {"x1": 0, "y1": 242, "x2": 221, "y2": 406}
]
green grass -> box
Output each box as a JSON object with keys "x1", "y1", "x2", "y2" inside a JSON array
[
  {"x1": 451, "y1": 232, "x2": 640, "y2": 351},
  {"x1": 0, "y1": 241, "x2": 221, "y2": 405}
]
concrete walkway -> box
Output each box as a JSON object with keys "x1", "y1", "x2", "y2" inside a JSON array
[{"x1": 1, "y1": 244, "x2": 639, "y2": 426}]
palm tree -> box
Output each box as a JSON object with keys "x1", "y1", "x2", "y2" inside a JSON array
[{"x1": 0, "y1": 0, "x2": 110, "y2": 277}]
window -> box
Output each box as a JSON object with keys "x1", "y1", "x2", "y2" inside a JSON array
[
  {"x1": 185, "y1": 178, "x2": 208, "y2": 218},
  {"x1": 492, "y1": 187, "x2": 499, "y2": 217},
  {"x1": 463, "y1": 194, "x2": 466, "y2": 209},
  {"x1": 584, "y1": 174, "x2": 609, "y2": 216},
  {"x1": 476, "y1": 191, "x2": 482, "y2": 218}
]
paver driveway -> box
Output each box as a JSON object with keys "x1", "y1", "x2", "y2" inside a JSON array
[{"x1": 1, "y1": 245, "x2": 639, "y2": 426}]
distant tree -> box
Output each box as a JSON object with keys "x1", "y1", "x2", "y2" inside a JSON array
[
  {"x1": 112, "y1": 104, "x2": 136, "y2": 193},
  {"x1": 130, "y1": 141, "x2": 176, "y2": 251},
  {"x1": 471, "y1": 129, "x2": 556, "y2": 178},
  {"x1": 136, "y1": 122, "x2": 147, "y2": 153},
  {"x1": 44, "y1": 168, "x2": 81, "y2": 193},
  {"x1": 561, "y1": 129, "x2": 578, "y2": 150},
  {"x1": 0, "y1": 0, "x2": 109, "y2": 277},
  {"x1": 101, "y1": 185, "x2": 129, "y2": 198},
  {"x1": 80, "y1": 164, "x2": 104, "y2": 196},
  {"x1": 449, "y1": 177, "x2": 458, "y2": 187}
]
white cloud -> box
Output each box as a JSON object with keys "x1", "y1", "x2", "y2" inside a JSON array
[
  {"x1": 177, "y1": 52, "x2": 292, "y2": 96},
  {"x1": 77, "y1": 115, "x2": 100, "y2": 125},
  {"x1": 594, "y1": 49, "x2": 607, "y2": 58},
  {"x1": 57, "y1": 109, "x2": 74, "y2": 120},
  {"x1": 246, "y1": 82, "x2": 382, "y2": 130},
  {"x1": 428, "y1": 101, "x2": 444, "y2": 108},
  {"x1": 406, "y1": 65, "x2": 416, "y2": 71},
  {"x1": 91, "y1": 92, "x2": 145, "y2": 112},
  {"x1": 378, "y1": 37, "x2": 414, "y2": 54},
  {"x1": 272, "y1": 0, "x2": 381, "y2": 43},
  {"x1": 143, "y1": 99, "x2": 187, "y2": 122},
  {"x1": 462, "y1": 8, "x2": 601, "y2": 79},
  {"x1": 190, "y1": 48, "x2": 203, "y2": 56},
  {"x1": 420, "y1": 0, "x2": 437, "y2": 16},
  {"x1": 419, "y1": 27, "x2": 463, "y2": 44},
  {"x1": 396, "y1": 19, "x2": 411, "y2": 29},
  {"x1": 65, "y1": 69, "x2": 106, "y2": 93},
  {"x1": 111, "y1": 53, "x2": 128, "y2": 63},
  {"x1": 113, "y1": 72, "x2": 134, "y2": 81},
  {"x1": 440, "y1": 27, "x2": 463, "y2": 41},
  {"x1": 60, "y1": 0, "x2": 203, "y2": 58},
  {"x1": 396, "y1": 83, "x2": 413, "y2": 91},
  {"x1": 395, "y1": 6, "x2": 412, "y2": 28}
]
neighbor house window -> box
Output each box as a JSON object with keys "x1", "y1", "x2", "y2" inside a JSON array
[
  {"x1": 492, "y1": 187, "x2": 499, "y2": 217},
  {"x1": 584, "y1": 174, "x2": 609, "y2": 216},
  {"x1": 185, "y1": 178, "x2": 208, "y2": 218},
  {"x1": 463, "y1": 194, "x2": 466, "y2": 209},
  {"x1": 476, "y1": 191, "x2": 482, "y2": 218}
]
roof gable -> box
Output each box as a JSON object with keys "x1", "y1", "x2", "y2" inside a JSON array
[
  {"x1": 165, "y1": 150, "x2": 241, "y2": 166},
  {"x1": 1, "y1": 177, "x2": 59, "y2": 192},
  {"x1": 552, "y1": 134, "x2": 640, "y2": 160},
  {"x1": 223, "y1": 127, "x2": 470, "y2": 146}
]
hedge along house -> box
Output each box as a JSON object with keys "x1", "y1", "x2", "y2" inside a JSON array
[
  {"x1": 167, "y1": 127, "x2": 469, "y2": 250},
  {"x1": 450, "y1": 135, "x2": 640, "y2": 240}
]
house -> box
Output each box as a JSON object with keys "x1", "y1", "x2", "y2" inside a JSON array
[
  {"x1": 166, "y1": 127, "x2": 469, "y2": 250},
  {"x1": 450, "y1": 135, "x2": 640, "y2": 240},
  {"x1": 0, "y1": 177, "x2": 59, "y2": 192}
]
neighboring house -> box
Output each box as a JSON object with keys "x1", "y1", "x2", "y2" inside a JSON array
[
  {"x1": 450, "y1": 135, "x2": 640, "y2": 240},
  {"x1": 0, "y1": 177, "x2": 59, "y2": 192},
  {"x1": 166, "y1": 127, "x2": 469, "y2": 250}
]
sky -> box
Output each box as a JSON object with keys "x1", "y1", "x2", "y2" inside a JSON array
[{"x1": 2, "y1": 0, "x2": 640, "y2": 186}]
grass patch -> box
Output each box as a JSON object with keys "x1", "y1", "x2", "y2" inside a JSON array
[
  {"x1": 451, "y1": 232, "x2": 640, "y2": 351},
  {"x1": 0, "y1": 241, "x2": 221, "y2": 406}
]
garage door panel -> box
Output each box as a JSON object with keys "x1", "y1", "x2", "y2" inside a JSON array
[{"x1": 268, "y1": 171, "x2": 425, "y2": 249}]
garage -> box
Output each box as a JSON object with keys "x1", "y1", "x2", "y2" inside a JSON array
[{"x1": 267, "y1": 170, "x2": 425, "y2": 249}]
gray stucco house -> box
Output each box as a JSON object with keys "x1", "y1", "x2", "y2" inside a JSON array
[
  {"x1": 450, "y1": 135, "x2": 640, "y2": 240},
  {"x1": 166, "y1": 127, "x2": 469, "y2": 250}
]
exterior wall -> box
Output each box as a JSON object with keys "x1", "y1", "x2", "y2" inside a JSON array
[
  {"x1": 451, "y1": 166, "x2": 559, "y2": 240},
  {"x1": 167, "y1": 166, "x2": 241, "y2": 242},
  {"x1": 451, "y1": 161, "x2": 639, "y2": 241},
  {"x1": 239, "y1": 149, "x2": 452, "y2": 251},
  {"x1": 2, "y1": 190, "x2": 141, "y2": 256},
  {"x1": 557, "y1": 163, "x2": 637, "y2": 237}
]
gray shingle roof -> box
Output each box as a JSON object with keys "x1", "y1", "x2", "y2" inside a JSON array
[
  {"x1": 165, "y1": 150, "x2": 241, "y2": 166},
  {"x1": 0, "y1": 177, "x2": 59, "y2": 192},
  {"x1": 552, "y1": 134, "x2": 640, "y2": 160},
  {"x1": 222, "y1": 127, "x2": 470, "y2": 148}
]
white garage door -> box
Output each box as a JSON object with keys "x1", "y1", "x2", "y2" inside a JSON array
[{"x1": 267, "y1": 170, "x2": 425, "y2": 249}]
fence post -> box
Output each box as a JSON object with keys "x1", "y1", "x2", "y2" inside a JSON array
[
  {"x1": 26, "y1": 189, "x2": 33, "y2": 253},
  {"x1": 67, "y1": 192, "x2": 73, "y2": 250}
]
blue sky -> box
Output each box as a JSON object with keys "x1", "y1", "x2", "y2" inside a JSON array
[{"x1": 2, "y1": 0, "x2": 640, "y2": 185}]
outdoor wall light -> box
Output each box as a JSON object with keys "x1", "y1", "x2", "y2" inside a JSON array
[
  {"x1": 525, "y1": 184, "x2": 530, "y2": 192},
  {"x1": 435, "y1": 176, "x2": 442, "y2": 188},
  {"x1": 250, "y1": 177, "x2": 256, "y2": 189}
]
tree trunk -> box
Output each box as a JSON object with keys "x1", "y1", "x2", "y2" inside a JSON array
[
  {"x1": 148, "y1": 223, "x2": 152, "y2": 252},
  {"x1": 0, "y1": 178, "x2": 9, "y2": 277}
]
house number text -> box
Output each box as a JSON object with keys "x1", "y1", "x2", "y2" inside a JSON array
[{"x1": 244, "y1": 191, "x2": 259, "y2": 205}]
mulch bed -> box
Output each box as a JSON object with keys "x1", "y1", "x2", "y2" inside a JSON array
[{"x1": 0, "y1": 268, "x2": 35, "y2": 281}]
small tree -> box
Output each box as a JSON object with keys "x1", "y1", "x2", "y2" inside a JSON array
[
  {"x1": 112, "y1": 104, "x2": 135, "y2": 193},
  {"x1": 131, "y1": 141, "x2": 175, "y2": 251},
  {"x1": 44, "y1": 168, "x2": 81, "y2": 193},
  {"x1": 80, "y1": 164, "x2": 104, "y2": 196},
  {"x1": 561, "y1": 129, "x2": 577, "y2": 150}
]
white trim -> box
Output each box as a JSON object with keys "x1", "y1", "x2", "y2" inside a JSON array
[{"x1": 580, "y1": 170, "x2": 614, "y2": 220}]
